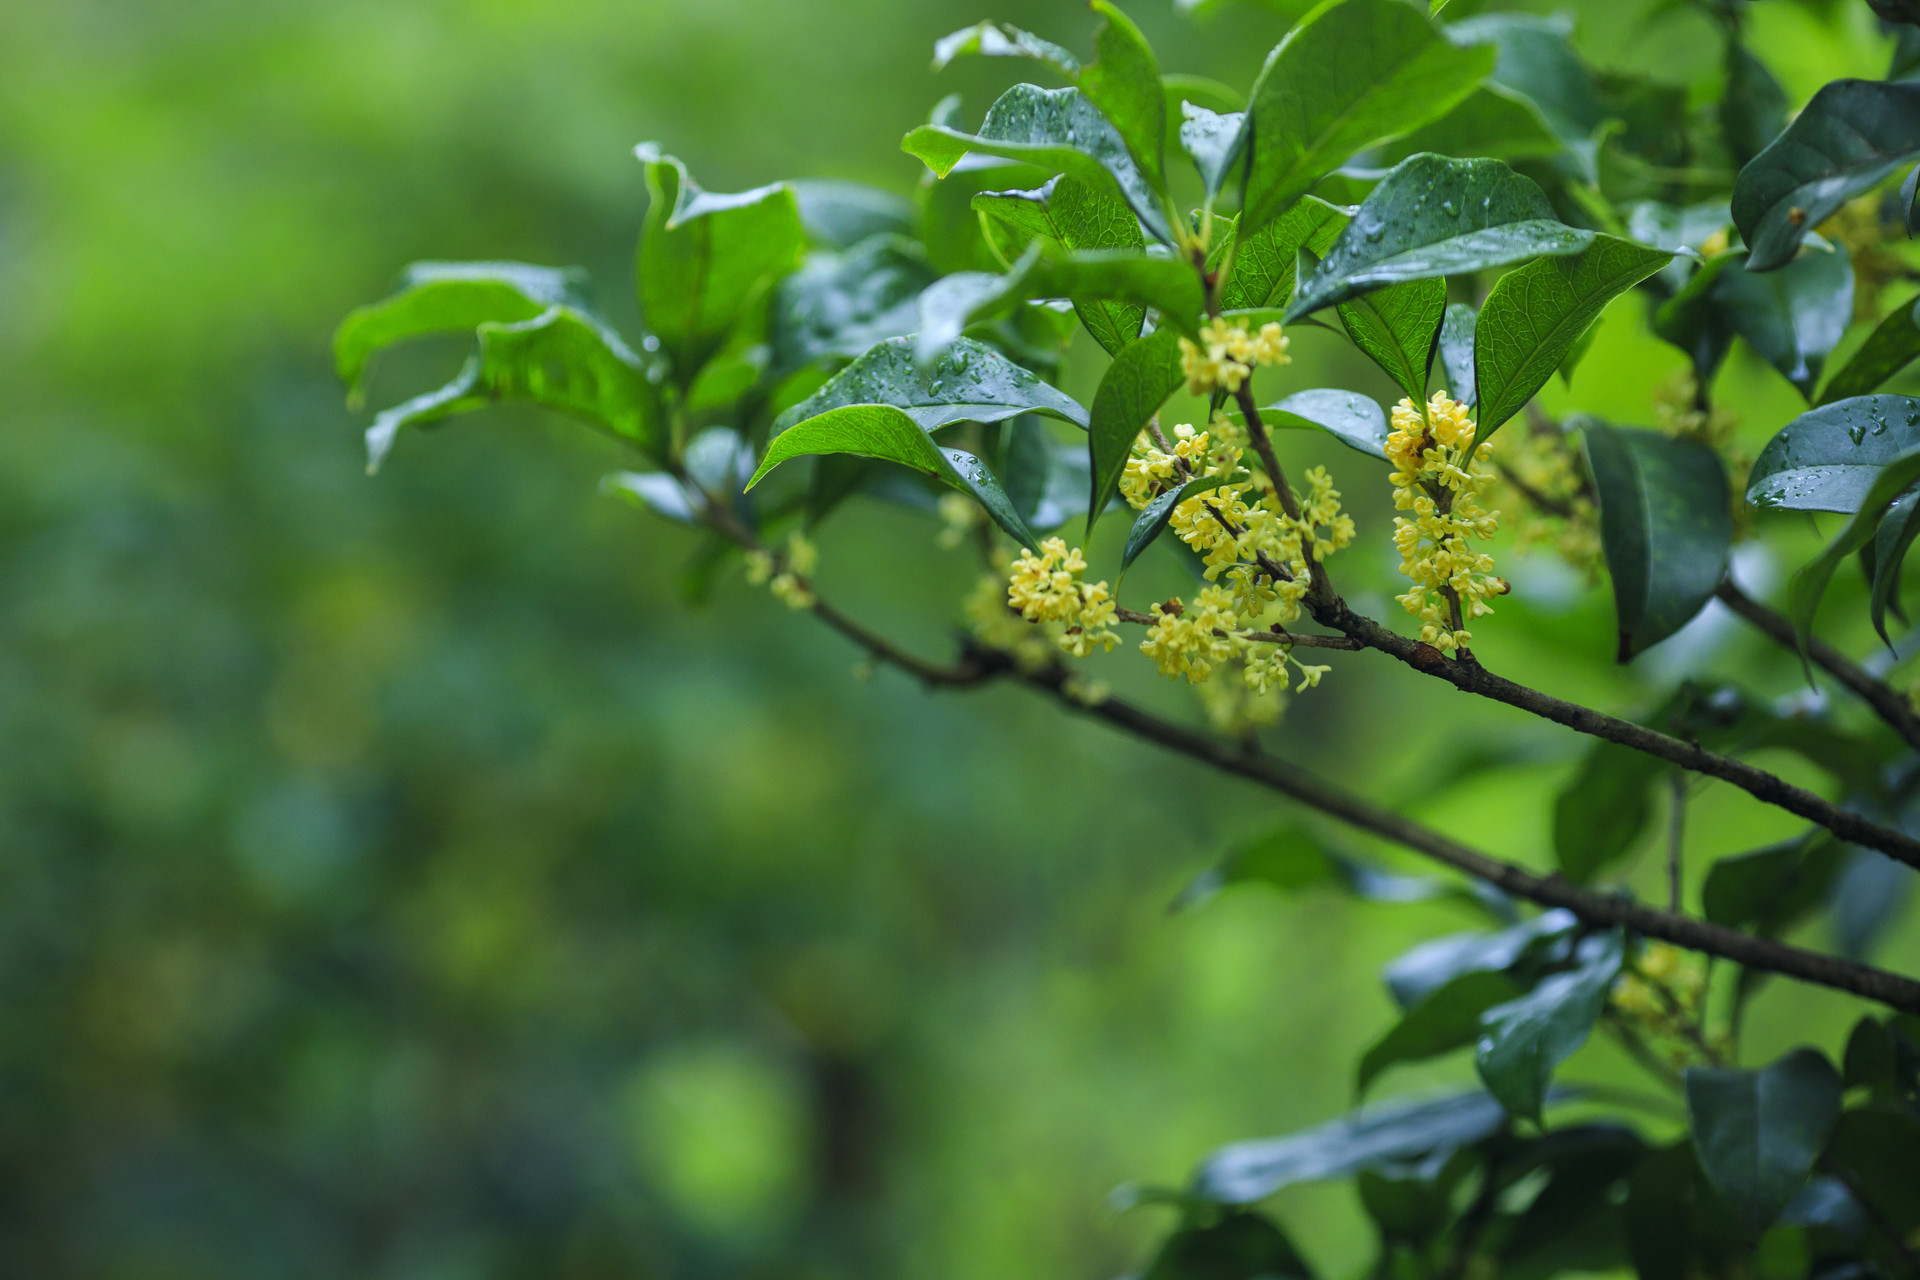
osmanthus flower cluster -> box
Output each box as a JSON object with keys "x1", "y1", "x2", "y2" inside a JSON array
[{"x1": 335, "y1": 0, "x2": 1920, "y2": 1273}]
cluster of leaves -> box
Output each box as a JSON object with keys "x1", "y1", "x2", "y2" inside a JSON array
[{"x1": 334, "y1": 0, "x2": 1920, "y2": 1276}]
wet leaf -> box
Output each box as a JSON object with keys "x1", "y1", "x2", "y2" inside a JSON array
[
  {"x1": 790, "y1": 179, "x2": 916, "y2": 249},
  {"x1": 1219, "y1": 196, "x2": 1350, "y2": 312},
  {"x1": 1337, "y1": 277, "x2": 1447, "y2": 403},
  {"x1": 1372, "y1": 86, "x2": 1562, "y2": 168},
  {"x1": 1747, "y1": 394, "x2": 1920, "y2": 513},
  {"x1": 972, "y1": 173, "x2": 1146, "y2": 353},
  {"x1": 773, "y1": 336, "x2": 1087, "y2": 435},
  {"x1": 1081, "y1": 1, "x2": 1168, "y2": 195},
  {"x1": 1437, "y1": 303, "x2": 1477, "y2": 405},
  {"x1": 1869, "y1": 487, "x2": 1920, "y2": 642},
  {"x1": 770, "y1": 236, "x2": 934, "y2": 376},
  {"x1": 1475, "y1": 931, "x2": 1623, "y2": 1121},
  {"x1": 1818, "y1": 296, "x2": 1920, "y2": 406},
  {"x1": 1253, "y1": 389, "x2": 1391, "y2": 460}
]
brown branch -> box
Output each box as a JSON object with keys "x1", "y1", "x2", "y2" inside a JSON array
[{"x1": 1715, "y1": 578, "x2": 1920, "y2": 752}]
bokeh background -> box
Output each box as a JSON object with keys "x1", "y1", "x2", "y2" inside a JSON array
[{"x1": 2, "y1": 0, "x2": 1916, "y2": 1276}]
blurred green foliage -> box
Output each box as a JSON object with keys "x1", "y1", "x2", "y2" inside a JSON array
[{"x1": 1, "y1": 1, "x2": 1916, "y2": 1278}]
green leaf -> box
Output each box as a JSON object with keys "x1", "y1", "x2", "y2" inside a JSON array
[
  {"x1": 1448, "y1": 13, "x2": 1603, "y2": 177},
  {"x1": 1824, "y1": 1103, "x2": 1920, "y2": 1244},
  {"x1": 1336, "y1": 277, "x2": 1447, "y2": 403},
  {"x1": 1175, "y1": 821, "x2": 1490, "y2": 913},
  {"x1": 603, "y1": 470, "x2": 697, "y2": 524},
  {"x1": 903, "y1": 84, "x2": 1172, "y2": 244},
  {"x1": 1195, "y1": 1090, "x2": 1511, "y2": 1204},
  {"x1": 1259, "y1": 389, "x2": 1391, "y2": 460},
  {"x1": 1081, "y1": 2, "x2": 1168, "y2": 196},
  {"x1": 1358, "y1": 970, "x2": 1524, "y2": 1096},
  {"x1": 920, "y1": 155, "x2": 1055, "y2": 276},
  {"x1": 1731, "y1": 79, "x2": 1920, "y2": 273},
  {"x1": 1383, "y1": 911, "x2": 1578, "y2": 1009},
  {"x1": 1474, "y1": 931, "x2": 1623, "y2": 1122},
  {"x1": 914, "y1": 246, "x2": 1202, "y2": 363},
  {"x1": 1123, "y1": 476, "x2": 1218, "y2": 572},
  {"x1": 1819, "y1": 297, "x2": 1920, "y2": 406},
  {"x1": 774, "y1": 336, "x2": 1086, "y2": 434},
  {"x1": 1472, "y1": 236, "x2": 1673, "y2": 441},
  {"x1": 366, "y1": 307, "x2": 666, "y2": 472},
  {"x1": 1142, "y1": 1211, "x2": 1316, "y2": 1280},
  {"x1": 1219, "y1": 196, "x2": 1349, "y2": 312},
  {"x1": 334, "y1": 260, "x2": 590, "y2": 401},
  {"x1": 1651, "y1": 253, "x2": 1740, "y2": 383},
  {"x1": 635, "y1": 146, "x2": 807, "y2": 386},
  {"x1": 1905, "y1": 163, "x2": 1920, "y2": 236},
  {"x1": 1179, "y1": 103, "x2": 1246, "y2": 200},
  {"x1": 1719, "y1": 43, "x2": 1788, "y2": 170},
  {"x1": 1087, "y1": 327, "x2": 1185, "y2": 533},
  {"x1": 1552, "y1": 740, "x2": 1664, "y2": 885},
  {"x1": 930, "y1": 20, "x2": 1078, "y2": 75},
  {"x1": 1870, "y1": 487, "x2": 1920, "y2": 642},
  {"x1": 1701, "y1": 832, "x2": 1844, "y2": 938},
  {"x1": 1712, "y1": 244, "x2": 1854, "y2": 401},
  {"x1": 1372, "y1": 86, "x2": 1562, "y2": 168},
  {"x1": 972, "y1": 173, "x2": 1146, "y2": 353},
  {"x1": 1583, "y1": 424, "x2": 1732, "y2": 659},
  {"x1": 790, "y1": 180, "x2": 915, "y2": 249},
  {"x1": 1624, "y1": 200, "x2": 1730, "y2": 293},
  {"x1": 769, "y1": 237, "x2": 934, "y2": 377},
  {"x1": 1786, "y1": 444, "x2": 1920, "y2": 658},
  {"x1": 1437, "y1": 303, "x2": 1477, "y2": 406},
  {"x1": 1287, "y1": 155, "x2": 1592, "y2": 322},
  {"x1": 1240, "y1": 0, "x2": 1493, "y2": 235},
  {"x1": 1684, "y1": 1049, "x2": 1843, "y2": 1237},
  {"x1": 1748, "y1": 395, "x2": 1920, "y2": 513},
  {"x1": 1626, "y1": 1142, "x2": 1749, "y2": 1280},
  {"x1": 746, "y1": 404, "x2": 1037, "y2": 546}
]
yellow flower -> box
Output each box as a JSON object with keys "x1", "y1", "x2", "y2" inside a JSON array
[
  {"x1": 1140, "y1": 587, "x2": 1239, "y2": 682},
  {"x1": 1004, "y1": 538, "x2": 1118, "y2": 658},
  {"x1": 1387, "y1": 392, "x2": 1506, "y2": 653},
  {"x1": 1178, "y1": 318, "x2": 1291, "y2": 396}
]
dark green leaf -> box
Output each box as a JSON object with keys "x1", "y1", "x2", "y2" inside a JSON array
[
  {"x1": 1731, "y1": 79, "x2": 1920, "y2": 272},
  {"x1": 1498, "y1": 1129, "x2": 1646, "y2": 1280},
  {"x1": 1437, "y1": 303, "x2": 1476, "y2": 405},
  {"x1": 1748, "y1": 395, "x2": 1920, "y2": 512},
  {"x1": 1684, "y1": 1048, "x2": 1842, "y2": 1237},
  {"x1": 745, "y1": 404, "x2": 1037, "y2": 546},
  {"x1": 1180, "y1": 103, "x2": 1246, "y2": 200},
  {"x1": 1700, "y1": 832, "x2": 1844, "y2": 938},
  {"x1": 1081, "y1": 1, "x2": 1168, "y2": 196},
  {"x1": 1472, "y1": 236, "x2": 1673, "y2": 441},
  {"x1": 1087, "y1": 327, "x2": 1185, "y2": 532},
  {"x1": 903, "y1": 84, "x2": 1173, "y2": 243},
  {"x1": 1583, "y1": 424, "x2": 1732, "y2": 659},
  {"x1": 1124, "y1": 476, "x2": 1218, "y2": 572},
  {"x1": 1719, "y1": 44, "x2": 1788, "y2": 170},
  {"x1": 636, "y1": 146, "x2": 806, "y2": 386},
  {"x1": 1711, "y1": 243, "x2": 1853, "y2": 401},
  {"x1": 1831, "y1": 847, "x2": 1914, "y2": 960},
  {"x1": 790, "y1": 180, "x2": 915, "y2": 249},
  {"x1": 1195, "y1": 1090, "x2": 1511, "y2": 1204},
  {"x1": 1240, "y1": 0, "x2": 1493, "y2": 235},
  {"x1": 1358, "y1": 970, "x2": 1524, "y2": 1096},
  {"x1": 1258, "y1": 389, "x2": 1391, "y2": 460},
  {"x1": 1475, "y1": 931, "x2": 1624, "y2": 1121},
  {"x1": 1372, "y1": 86, "x2": 1562, "y2": 168},
  {"x1": 930, "y1": 20, "x2": 1078, "y2": 75},
  {"x1": 1651, "y1": 253, "x2": 1740, "y2": 383},
  {"x1": 1552, "y1": 740, "x2": 1664, "y2": 885},
  {"x1": 1905, "y1": 163, "x2": 1920, "y2": 235},
  {"x1": 773, "y1": 336, "x2": 1086, "y2": 434},
  {"x1": 1819, "y1": 296, "x2": 1920, "y2": 406},
  {"x1": 1357, "y1": 1162, "x2": 1461, "y2": 1247},
  {"x1": 1824, "y1": 1104, "x2": 1920, "y2": 1246},
  {"x1": 1448, "y1": 13, "x2": 1603, "y2": 177},
  {"x1": 920, "y1": 155, "x2": 1054, "y2": 276},
  {"x1": 1870, "y1": 487, "x2": 1920, "y2": 642},
  {"x1": 1337, "y1": 277, "x2": 1447, "y2": 403},
  {"x1": 1175, "y1": 821, "x2": 1481, "y2": 913},
  {"x1": 972, "y1": 173, "x2": 1146, "y2": 353},
  {"x1": 1383, "y1": 911, "x2": 1577, "y2": 1009},
  {"x1": 1142, "y1": 1211, "x2": 1315, "y2": 1280},
  {"x1": 770, "y1": 236, "x2": 934, "y2": 377},
  {"x1": 1219, "y1": 196, "x2": 1349, "y2": 312},
  {"x1": 1288, "y1": 155, "x2": 1592, "y2": 322},
  {"x1": 1623, "y1": 200, "x2": 1729, "y2": 292},
  {"x1": 1626, "y1": 1142, "x2": 1749, "y2": 1280},
  {"x1": 366, "y1": 307, "x2": 666, "y2": 472},
  {"x1": 1786, "y1": 444, "x2": 1920, "y2": 658},
  {"x1": 334, "y1": 260, "x2": 590, "y2": 400}
]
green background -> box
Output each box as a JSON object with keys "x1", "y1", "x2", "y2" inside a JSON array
[{"x1": 0, "y1": 0, "x2": 1912, "y2": 1275}]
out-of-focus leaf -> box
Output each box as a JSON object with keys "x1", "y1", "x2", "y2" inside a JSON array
[
  {"x1": 1194, "y1": 1090, "x2": 1512, "y2": 1204},
  {"x1": 930, "y1": 20, "x2": 1078, "y2": 75},
  {"x1": 1174, "y1": 821, "x2": 1488, "y2": 914},
  {"x1": 1219, "y1": 196, "x2": 1350, "y2": 312},
  {"x1": 1701, "y1": 832, "x2": 1844, "y2": 938},
  {"x1": 1684, "y1": 1049, "x2": 1842, "y2": 1237},
  {"x1": 1905, "y1": 163, "x2": 1920, "y2": 235},
  {"x1": 1831, "y1": 847, "x2": 1914, "y2": 960},
  {"x1": 1475, "y1": 930, "x2": 1623, "y2": 1121},
  {"x1": 973, "y1": 173, "x2": 1146, "y2": 353},
  {"x1": 1786, "y1": 444, "x2": 1920, "y2": 658},
  {"x1": 774, "y1": 336, "x2": 1086, "y2": 434},
  {"x1": 1552, "y1": 739, "x2": 1664, "y2": 885},
  {"x1": 1087, "y1": 328, "x2": 1185, "y2": 532},
  {"x1": 1624, "y1": 200, "x2": 1728, "y2": 292},
  {"x1": 1819, "y1": 297, "x2": 1920, "y2": 406},
  {"x1": 1448, "y1": 13, "x2": 1603, "y2": 178},
  {"x1": 1626, "y1": 1142, "x2": 1749, "y2": 1280},
  {"x1": 1081, "y1": 1, "x2": 1168, "y2": 196},
  {"x1": 1748, "y1": 395, "x2": 1920, "y2": 512},
  {"x1": 1719, "y1": 43, "x2": 1788, "y2": 169},
  {"x1": 1337, "y1": 277, "x2": 1447, "y2": 403},
  {"x1": 335, "y1": 260, "x2": 590, "y2": 399},
  {"x1": 1358, "y1": 1159, "x2": 1463, "y2": 1247},
  {"x1": 790, "y1": 180, "x2": 915, "y2": 249},
  {"x1": 1651, "y1": 252, "x2": 1740, "y2": 382},
  {"x1": 1583, "y1": 424, "x2": 1732, "y2": 659},
  {"x1": 746, "y1": 404, "x2": 1037, "y2": 546},
  {"x1": 1372, "y1": 86, "x2": 1561, "y2": 168},
  {"x1": 903, "y1": 84, "x2": 1172, "y2": 243},
  {"x1": 1257, "y1": 389, "x2": 1391, "y2": 460},
  {"x1": 1824, "y1": 1104, "x2": 1920, "y2": 1246},
  {"x1": 1358, "y1": 970, "x2": 1524, "y2": 1096},
  {"x1": 603, "y1": 471, "x2": 697, "y2": 524},
  {"x1": 1472, "y1": 237, "x2": 1672, "y2": 441},
  {"x1": 1712, "y1": 244, "x2": 1853, "y2": 401},
  {"x1": 1731, "y1": 79, "x2": 1920, "y2": 272},
  {"x1": 770, "y1": 236, "x2": 934, "y2": 376},
  {"x1": 636, "y1": 146, "x2": 807, "y2": 385},
  {"x1": 366, "y1": 308, "x2": 665, "y2": 472},
  {"x1": 1869, "y1": 487, "x2": 1920, "y2": 641},
  {"x1": 1437, "y1": 303, "x2": 1476, "y2": 405},
  {"x1": 1142, "y1": 1210, "x2": 1315, "y2": 1280},
  {"x1": 1382, "y1": 911, "x2": 1578, "y2": 1009},
  {"x1": 920, "y1": 155, "x2": 1053, "y2": 275},
  {"x1": 1288, "y1": 155, "x2": 1591, "y2": 322},
  {"x1": 1239, "y1": 0, "x2": 1492, "y2": 235}
]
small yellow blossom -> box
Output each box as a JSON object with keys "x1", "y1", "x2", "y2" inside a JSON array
[
  {"x1": 936, "y1": 492, "x2": 982, "y2": 549},
  {"x1": 1139, "y1": 586, "x2": 1239, "y2": 682},
  {"x1": 1387, "y1": 392, "x2": 1507, "y2": 653},
  {"x1": 1178, "y1": 318, "x2": 1291, "y2": 397},
  {"x1": 746, "y1": 532, "x2": 818, "y2": 610},
  {"x1": 1005, "y1": 538, "x2": 1119, "y2": 657},
  {"x1": 1493, "y1": 422, "x2": 1602, "y2": 578}
]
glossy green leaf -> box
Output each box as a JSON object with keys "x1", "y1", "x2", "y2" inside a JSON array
[
  {"x1": 1087, "y1": 327, "x2": 1185, "y2": 533},
  {"x1": 1258, "y1": 389, "x2": 1390, "y2": 460},
  {"x1": 1123, "y1": 476, "x2": 1218, "y2": 572},
  {"x1": 1819, "y1": 297, "x2": 1920, "y2": 406},
  {"x1": 1685, "y1": 1049, "x2": 1842, "y2": 1237},
  {"x1": 335, "y1": 260, "x2": 589, "y2": 400},
  {"x1": 1195, "y1": 1090, "x2": 1511, "y2": 1204},
  {"x1": 790, "y1": 180, "x2": 915, "y2": 249},
  {"x1": 1731, "y1": 79, "x2": 1920, "y2": 272},
  {"x1": 903, "y1": 84, "x2": 1172, "y2": 243},
  {"x1": 1219, "y1": 196, "x2": 1349, "y2": 312},
  {"x1": 1142, "y1": 1211, "x2": 1315, "y2": 1280},
  {"x1": 1583, "y1": 424, "x2": 1732, "y2": 659},
  {"x1": 1720, "y1": 43, "x2": 1788, "y2": 170},
  {"x1": 366, "y1": 307, "x2": 665, "y2": 472},
  {"x1": 1288, "y1": 155, "x2": 1592, "y2": 322},
  {"x1": 774, "y1": 336, "x2": 1086, "y2": 435},
  {"x1": 746, "y1": 404, "x2": 1037, "y2": 546},
  {"x1": 1870, "y1": 487, "x2": 1920, "y2": 642},
  {"x1": 1747, "y1": 395, "x2": 1920, "y2": 513},
  {"x1": 1358, "y1": 969, "x2": 1524, "y2": 1096},
  {"x1": 1240, "y1": 0, "x2": 1492, "y2": 235},
  {"x1": 914, "y1": 245, "x2": 1202, "y2": 362},
  {"x1": 1787, "y1": 444, "x2": 1920, "y2": 660},
  {"x1": 920, "y1": 154, "x2": 1054, "y2": 276},
  {"x1": 770, "y1": 236, "x2": 934, "y2": 376},
  {"x1": 636, "y1": 146, "x2": 806, "y2": 385},
  {"x1": 1372, "y1": 85, "x2": 1562, "y2": 168},
  {"x1": 930, "y1": 20, "x2": 1078, "y2": 75},
  {"x1": 1475, "y1": 931, "x2": 1623, "y2": 1122},
  {"x1": 1337, "y1": 277, "x2": 1447, "y2": 403},
  {"x1": 1472, "y1": 236, "x2": 1672, "y2": 441},
  {"x1": 1382, "y1": 911, "x2": 1577, "y2": 1009},
  {"x1": 1081, "y1": 2, "x2": 1168, "y2": 196},
  {"x1": 1437, "y1": 303, "x2": 1476, "y2": 405},
  {"x1": 1713, "y1": 243, "x2": 1853, "y2": 400},
  {"x1": 970, "y1": 176, "x2": 1149, "y2": 353},
  {"x1": 1179, "y1": 103, "x2": 1246, "y2": 199}
]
